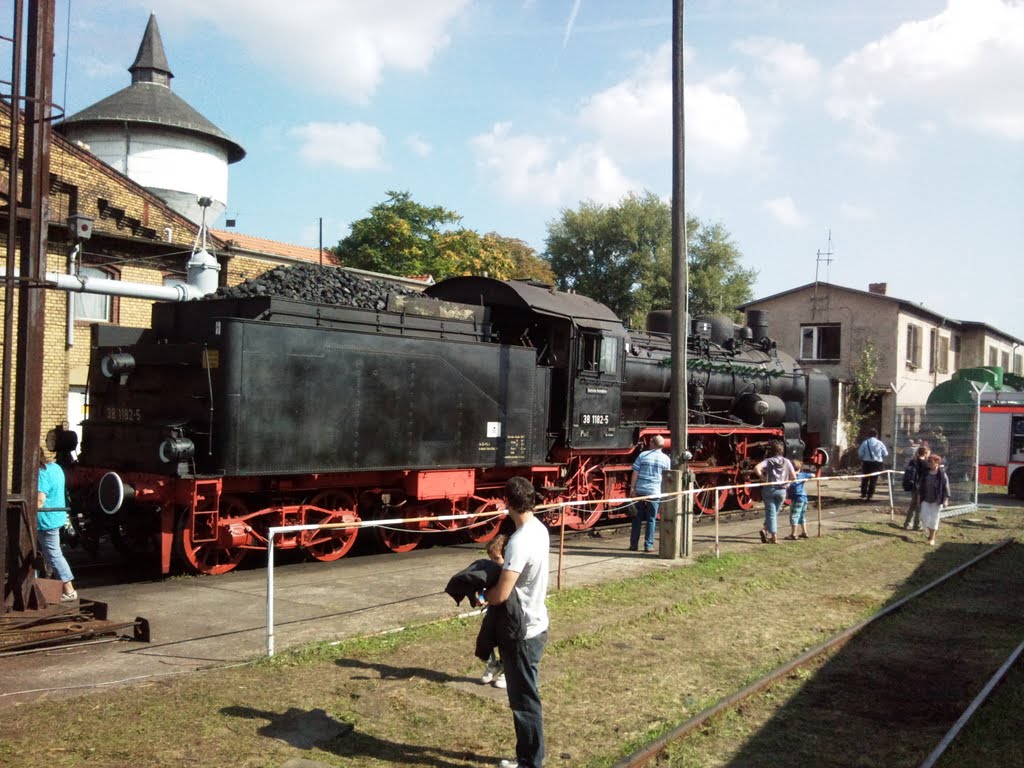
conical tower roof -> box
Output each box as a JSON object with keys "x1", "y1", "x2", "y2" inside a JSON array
[{"x1": 56, "y1": 14, "x2": 245, "y2": 163}]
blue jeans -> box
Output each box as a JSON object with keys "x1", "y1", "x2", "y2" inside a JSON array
[
  {"x1": 762, "y1": 488, "x2": 786, "y2": 535},
  {"x1": 630, "y1": 499, "x2": 659, "y2": 550},
  {"x1": 499, "y1": 631, "x2": 547, "y2": 768},
  {"x1": 37, "y1": 527, "x2": 74, "y2": 583}
]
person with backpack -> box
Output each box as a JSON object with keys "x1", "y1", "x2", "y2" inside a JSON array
[
  {"x1": 919, "y1": 453, "x2": 951, "y2": 546},
  {"x1": 902, "y1": 444, "x2": 931, "y2": 531}
]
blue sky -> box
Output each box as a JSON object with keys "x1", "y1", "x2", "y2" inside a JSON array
[{"x1": 54, "y1": 0, "x2": 1024, "y2": 339}]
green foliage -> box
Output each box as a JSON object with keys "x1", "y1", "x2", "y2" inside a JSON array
[
  {"x1": 333, "y1": 191, "x2": 555, "y2": 282},
  {"x1": 544, "y1": 191, "x2": 756, "y2": 326},
  {"x1": 844, "y1": 339, "x2": 880, "y2": 445}
]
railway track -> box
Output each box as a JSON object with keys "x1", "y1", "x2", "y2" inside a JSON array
[{"x1": 616, "y1": 538, "x2": 1024, "y2": 767}]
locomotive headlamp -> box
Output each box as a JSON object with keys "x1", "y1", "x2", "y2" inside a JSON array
[
  {"x1": 100, "y1": 352, "x2": 136, "y2": 379},
  {"x1": 159, "y1": 437, "x2": 195, "y2": 463},
  {"x1": 98, "y1": 472, "x2": 135, "y2": 515}
]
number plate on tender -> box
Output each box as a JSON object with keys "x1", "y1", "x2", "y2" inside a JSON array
[
  {"x1": 104, "y1": 406, "x2": 142, "y2": 423},
  {"x1": 580, "y1": 413, "x2": 611, "y2": 426}
]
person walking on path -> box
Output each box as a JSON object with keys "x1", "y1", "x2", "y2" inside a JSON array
[
  {"x1": 857, "y1": 429, "x2": 889, "y2": 501},
  {"x1": 902, "y1": 444, "x2": 931, "y2": 531},
  {"x1": 785, "y1": 459, "x2": 814, "y2": 539},
  {"x1": 485, "y1": 477, "x2": 550, "y2": 768},
  {"x1": 919, "y1": 454, "x2": 951, "y2": 546},
  {"x1": 36, "y1": 447, "x2": 77, "y2": 601},
  {"x1": 628, "y1": 435, "x2": 672, "y2": 553},
  {"x1": 755, "y1": 441, "x2": 797, "y2": 544}
]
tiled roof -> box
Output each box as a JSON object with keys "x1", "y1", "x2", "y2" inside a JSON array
[{"x1": 209, "y1": 230, "x2": 337, "y2": 265}]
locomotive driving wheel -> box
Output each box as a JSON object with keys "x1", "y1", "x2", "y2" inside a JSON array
[
  {"x1": 692, "y1": 476, "x2": 728, "y2": 516},
  {"x1": 374, "y1": 507, "x2": 424, "y2": 553},
  {"x1": 304, "y1": 490, "x2": 360, "y2": 562},
  {"x1": 464, "y1": 498, "x2": 504, "y2": 543},
  {"x1": 731, "y1": 482, "x2": 756, "y2": 510},
  {"x1": 175, "y1": 495, "x2": 249, "y2": 575}
]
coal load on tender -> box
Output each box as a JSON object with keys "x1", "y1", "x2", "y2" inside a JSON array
[{"x1": 203, "y1": 263, "x2": 423, "y2": 310}]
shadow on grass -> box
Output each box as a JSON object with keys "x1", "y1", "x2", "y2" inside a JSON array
[
  {"x1": 336, "y1": 656, "x2": 479, "y2": 685},
  {"x1": 222, "y1": 705, "x2": 492, "y2": 766}
]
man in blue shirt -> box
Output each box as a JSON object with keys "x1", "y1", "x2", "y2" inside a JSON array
[
  {"x1": 857, "y1": 429, "x2": 889, "y2": 502},
  {"x1": 629, "y1": 435, "x2": 672, "y2": 553}
]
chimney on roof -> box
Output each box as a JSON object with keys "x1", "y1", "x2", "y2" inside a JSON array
[{"x1": 868, "y1": 282, "x2": 887, "y2": 295}]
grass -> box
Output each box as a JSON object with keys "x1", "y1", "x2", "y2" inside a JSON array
[{"x1": 2, "y1": 510, "x2": 1022, "y2": 767}]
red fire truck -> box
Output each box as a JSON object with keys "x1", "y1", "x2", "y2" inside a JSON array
[{"x1": 978, "y1": 396, "x2": 1024, "y2": 499}]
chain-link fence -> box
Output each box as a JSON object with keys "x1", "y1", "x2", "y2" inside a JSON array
[{"x1": 894, "y1": 402, "x2": 978, "y2": 513}]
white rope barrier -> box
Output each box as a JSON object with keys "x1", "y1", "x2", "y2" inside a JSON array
[{"x1": 263, "y1": 469, "x2": 918, "y2": 656}]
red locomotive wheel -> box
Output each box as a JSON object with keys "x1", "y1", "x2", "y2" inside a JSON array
[
  {"x1": 374, "y1": 510, "x2": 424, "y2": 553},
  {"x1": 304, "y1": 491, "x2": 359, "y2": 562},
  {"x1": 464, "y1": 498, "x2": 504, "y2": 543},
  {"x1": 731, "y1": 483, "x2": 756, "y2": 510},
  {"x1": 564, "y1": 500, "x2": 604, "y2": 530},
  {"x1": 175, "y1": 496, "x2": 248, "y2": 575},
  {"x1": 692, "y1": 477, "x2": 728, "y2": 516}
]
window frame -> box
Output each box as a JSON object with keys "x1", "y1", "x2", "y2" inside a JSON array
[
  {"x1": 73, "y1": 265, "x2": 120, "y2": 324},
  {"x1": 798, "y1": 323, "x2": 841, "y2": 362},
  {"x1": 906, "y1": 324, "x2": 922, "y2": 369}
]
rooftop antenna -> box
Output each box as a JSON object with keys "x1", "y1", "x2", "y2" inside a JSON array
[{"x1": 811, "y1": 229, "x2": 834, "y2": 320}]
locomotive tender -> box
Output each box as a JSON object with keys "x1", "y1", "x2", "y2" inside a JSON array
[{"x1": 70, "y1": 275, "x2": 832, "y2": 574}]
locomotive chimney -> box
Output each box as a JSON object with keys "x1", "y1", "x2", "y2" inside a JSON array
[{"x1": 746, "y1": 309, "x2": 769, "y2": 341}]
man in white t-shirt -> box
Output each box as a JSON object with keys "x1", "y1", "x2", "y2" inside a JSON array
[{"x1": 485, "y1": 476, "x2": 550, "y2": 768}]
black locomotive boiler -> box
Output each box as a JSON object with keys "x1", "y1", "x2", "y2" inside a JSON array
[{"x1": 69, "y1": 275, "x2": 832, "y2": 574}]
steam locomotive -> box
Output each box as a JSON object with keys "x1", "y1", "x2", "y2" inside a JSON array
[{"x1": 68, "y1": 275, "x2": 832, "y2": 574}]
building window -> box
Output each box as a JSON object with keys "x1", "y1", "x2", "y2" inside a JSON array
[
  {"x1": 1002, "y1": 351, "x2": 1010, "y2": 371},
  {"x1": 936, "y1": 334, "x2": 949, "y2": 374},
  {"x1": 906, "y1": 324, "x2": 922, "y2": 368},
  {"x1": 951, "y1": 334, "x2": 961, "y2": 371},
  {"x1": 799, "y1": 324, "x2": 841, "y2": 361},
  {"x1": 929, "y1": 329, "x2": 937, "y2": 373},
  {"x1": 989, "y1": 346, "x2": 999, "y2": 366},
  {"x1": 74, "y1": 266, "x2": 113, "y2": 322},
  {"x1": 1014, "y1": 354, "x2": 1023, "y2": 375}
]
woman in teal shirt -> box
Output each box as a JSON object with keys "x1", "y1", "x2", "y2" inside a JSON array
[{"x1": 37, "y1": 447, "x2": 77, "y2": 601}]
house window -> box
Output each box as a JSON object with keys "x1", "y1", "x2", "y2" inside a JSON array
[
  {"x1": 74, "y1": 266, "x2": 113, "y2": 322},
  {"x1": 989, "y1": 346, "x2": 999, "y2": 366},
  {"x1": 929, "y1": 329, "x2": 937, "y2": 373},
  {"x1": 1014, "y1": 354, "x2": 1023, "y2": 375},
  {"x1": 799, "y1": 324, "x2": 841, "y2": 361},
  {"x1": 951, "y1": 334, "x2": 961, "y2": 371},
  {"x1": 1002, "y1": 351, "x2": 1010, "y2": 371},
  {"x1": 906, "y1": 324, "x2": 922, "y2": 368},
  {"x1": 936, "y1": 335, "x2": 950, "y2": 374}
]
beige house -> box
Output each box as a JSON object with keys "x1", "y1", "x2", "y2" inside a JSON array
[{"x1": 740, "y1": 281, "x2": 1023, "y2": 457}]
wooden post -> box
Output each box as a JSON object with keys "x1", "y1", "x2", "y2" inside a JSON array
[
  {"x1": 659, "y1": 470, "x2": 683, "y2": 559},
  {"x1": 816, "y1": 478, "x2": 822, "y2": 538},
  {"x1": 557, "y1": 509, "x2": 566, "y2": 590},
  {"x1": 714, "y1": 481, "x2": 720, "y2": 559}
]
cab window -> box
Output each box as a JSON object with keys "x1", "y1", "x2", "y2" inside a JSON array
[{"x1": 580, "y1": 333, "x2": 620, "y2": 378}]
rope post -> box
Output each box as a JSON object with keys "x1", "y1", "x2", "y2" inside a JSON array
[
  {"x1": 682, "y1": 471, "x2": 693, "y2": 558},
  {"x1": 266, "y1": 529, "x2": 276, "y2": 658},
  {"x1": 815, "y1": 477, "x2": 822, "y2": 538},
  {"x1": 886, "y1": 470, "x2": 895, "y2": 521},
  {"x1": 557, "y1": 510, "x2": 565, "y2": 591},
  {"x1": 714, "y1": 482, "x2": 720, "y2": 559}
]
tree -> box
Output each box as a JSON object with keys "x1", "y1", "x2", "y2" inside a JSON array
[
  {"x1": 687, "y1": 220, "x2": 758, "y2": 320},
  {"x1": 544, "y1": 192, "x2": 757, "y2": 326},
  {"x1": 334, "y1": 190, "x2": 461, "y2": 277},
  {"x1": 844, "y1": 340, "x2": 880, "y2": 451},
  {"x1": 334, "y1": 192, "x2": 554, "y2": 282}
]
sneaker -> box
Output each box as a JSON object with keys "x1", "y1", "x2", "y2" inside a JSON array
[
  {"x1": 59, "y1": 590, "x2": 78, "y2": 602},
  {"x1": 628, "y1": 545, "x2": 638, "y2": 551},
  {"x1": 481, "y1": 659, "x2": 501, "y2": 684},
  {"x1": 493, "y1": 673, "x2": 506, "y2": 689},
  {"x1": 644, "y1": 547, "x2": 654, "y2": 553},
  {"x1": 497, "y1": 760, "x2": 521, "y2": 768}
]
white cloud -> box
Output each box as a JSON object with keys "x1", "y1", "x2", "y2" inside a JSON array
[
  {"x1": 829, "y1": 0, "x2": 1024, "y2": 154},
  {"x1": 470, "y1": 123, "x2": 636, "y2": 207},
  {"x1": 578, "y1": 42, "x2": 752, "y2": 166},
  {"x1": 142, "y1": 0, "x2": 470, "y2": 102},
  {"x1": 406, "y1": 134, "x2": 433, "y2": 157},
  {"x1": 290, "y1": 122, "x2": 386, "y2": 170},
  {"x1": 839, "y1": 202, "x2": 873, "y2": 222},
  {"x1": 732, "y1": 36, "x2": 820, "y2": 96},
  {"x1": 763, "y1": 196, "x2": 806, "y2": 228}
]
